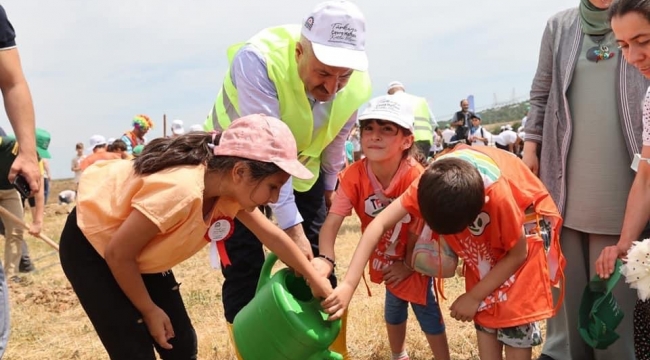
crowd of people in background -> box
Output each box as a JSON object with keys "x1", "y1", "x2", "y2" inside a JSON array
[{"x1": 345, "y1": 92, "x2": 527, "y2": 168}]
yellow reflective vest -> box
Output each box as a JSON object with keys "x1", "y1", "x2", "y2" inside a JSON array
[{"x1": 205, "y1": 25, "x2": 372, "y2": 192}]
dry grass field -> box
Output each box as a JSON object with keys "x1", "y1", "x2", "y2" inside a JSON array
[{"x1": 0, "y1": 179, "x2": 544, "y2": 360}]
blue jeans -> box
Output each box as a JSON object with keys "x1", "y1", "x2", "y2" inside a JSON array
[
  {"x1": 384, "y1": 281, "x2": 445, "y2": 335},
  {"x1": 0, "y1": 265, "x2": 10, "y2": 357}
]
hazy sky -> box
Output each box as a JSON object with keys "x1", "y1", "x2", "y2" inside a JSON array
[{"x1": 1, "y1": 0, "x2": 577, "y2": 179}]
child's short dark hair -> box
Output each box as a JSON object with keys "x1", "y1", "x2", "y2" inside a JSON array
[
  {"x1": 110, "y1": 139, "x2": 127, "y2": 152},
  {"x1": 417, "y1": 157, "x2": 485, "y2": 234}
]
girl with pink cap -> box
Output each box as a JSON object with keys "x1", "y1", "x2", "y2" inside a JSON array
[{"x1": 59, "y1": 114, "x2": 332, "y2": 359}]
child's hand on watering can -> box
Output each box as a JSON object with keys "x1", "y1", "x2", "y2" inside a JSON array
[
  {"x1": 142, "y1": 305, "x2": 175, "y2": 350},
  {"x1": 307, "y1": 274, "x2": 334, "y2": 300},
  {"x1": 321, "y1": 282, "x2": 354, "y2": 321}
]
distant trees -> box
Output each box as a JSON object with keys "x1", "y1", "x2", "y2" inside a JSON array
[{"x1": 437, "y1": 100, "x2": 529, "y2": 130}]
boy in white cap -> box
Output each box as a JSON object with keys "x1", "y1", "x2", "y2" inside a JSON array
[{"x1": 204, "y1": 2, "x2": 373, "y2": 357}]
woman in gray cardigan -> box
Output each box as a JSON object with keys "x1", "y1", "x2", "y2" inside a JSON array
[{"x1": 523, "y1": 0, "x2": 650, "y2": 359}]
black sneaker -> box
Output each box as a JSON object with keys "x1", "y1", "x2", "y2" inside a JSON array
[
  {"x1": 19, "y1": 261, "x2": 35, "y2": 273},
  {"x1": 537, "y1": 355, "x2": 556, "y2": 360}
]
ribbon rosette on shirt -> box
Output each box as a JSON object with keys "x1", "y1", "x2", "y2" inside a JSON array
[{"x1": 204, "y1": 216, "x2": 235, "y2": 269}]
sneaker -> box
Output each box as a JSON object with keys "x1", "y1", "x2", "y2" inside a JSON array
[
  {"x1": 19, "y1": 261, "x2": 35, "y2": 273},
  {"x1": 9, "y1": 275, "x2": 24, "y2": 284}
]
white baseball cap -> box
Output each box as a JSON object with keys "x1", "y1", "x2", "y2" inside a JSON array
[
  {"x1": 107, "y1": 137, "x2": 116, "y2": 145},
  {"x1": 358, "y1": 95, "x2": 414, "y2": 131},
  {"x1": 89, "y1": 135, "x2": 107, "y2": 149},
  {"x1": 301, "y1": 0, "x2": 368, "y2": 71},
  {"x1": 387, "y1": 81, "x2": 405, "y2": 92},
  {"x1": 171, "y1": 119, "x2": 185, "y2": 135}
]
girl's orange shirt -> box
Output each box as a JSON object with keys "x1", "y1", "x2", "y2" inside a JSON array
[{"x1": 77, "y1": 160, "x2": 242, "y2": 274}]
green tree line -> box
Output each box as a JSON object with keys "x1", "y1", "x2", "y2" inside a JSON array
[{"x1": 437, "y1": 100, "x2": 529, "y2": 129}]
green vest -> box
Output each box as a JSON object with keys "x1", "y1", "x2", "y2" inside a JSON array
[
  {"x1": 412, "y1": 96, "x2": 434, "y2": 143},
  {"x1": 205, "y1": 25, "x2": 372, "y2": 192}
]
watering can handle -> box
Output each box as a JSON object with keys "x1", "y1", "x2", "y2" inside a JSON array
[{"x1": 255, "y1": 252, "x2": 279, "y2": 294}]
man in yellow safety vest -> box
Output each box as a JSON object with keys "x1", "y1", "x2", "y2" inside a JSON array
[{"x1": 204, "y1": 1, "x2": 372, "y2": 358}]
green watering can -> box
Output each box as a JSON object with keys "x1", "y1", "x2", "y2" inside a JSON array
[{"x1": 232, "y1": 252, "x2": 342, "y2": 360}]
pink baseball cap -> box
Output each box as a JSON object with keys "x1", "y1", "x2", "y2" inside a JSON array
[{"x1": 213, "y1": 114, "x2": 313, "y2": 180}]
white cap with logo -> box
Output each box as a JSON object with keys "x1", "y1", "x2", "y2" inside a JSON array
[
  {"x1": 301, "y1": 0, "x2": 368, "y2": 71},
  {"x1": 358, "y1": 95, "x2": 415, "y2": 131},
  {"x1": 171, "y1": 119, "x2": 185, "y2": 135}
]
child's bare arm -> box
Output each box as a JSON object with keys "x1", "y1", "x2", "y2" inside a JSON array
[
  {"x1": 469, "y1": 234, "x2": 527, "y2": 301},
  {"x1": 314, "y1": 213, "x2": 345, "y2": 278},
  {"x1": 322, "y1": 199, "x2": 409, "y2": 320}
]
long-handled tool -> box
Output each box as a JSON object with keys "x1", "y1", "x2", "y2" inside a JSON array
[{"x1": 0, "y1": 206, "x2": 59, "y2": 251}]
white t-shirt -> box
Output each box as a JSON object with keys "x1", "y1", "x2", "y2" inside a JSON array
[
  {"x1": 433, "y1": 133, "x2": 443, "y2": 152},
  {"x1": 71, "y1": 154, "x2": 85, "y2": 183},
  {"x1": 469, "y1": 126, "x2": 490, "y2": 146},
  {"x1": 495, "y1": 130, "x2": 518, "y2": 146},
  {"x1": 59, "y1": 190, "x2": 76, "y2": 202},
  {"x1": 442, "y1": 128, "x2": 455, "y2": 143}
]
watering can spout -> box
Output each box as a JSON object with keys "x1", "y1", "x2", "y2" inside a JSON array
[{"x1": 307, "y1": 350, "x2": 343, "y2": 360}]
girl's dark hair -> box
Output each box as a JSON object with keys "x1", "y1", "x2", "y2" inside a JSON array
[
  {"x1": 133, "y1": 132, "x2": 282, "y2": 180},
  {"x1": 609, "y1": 0, "x2": 650, "y2": 22},
  {"x1": 417, "y1": 157, "x2": 485, "y2": 235}
]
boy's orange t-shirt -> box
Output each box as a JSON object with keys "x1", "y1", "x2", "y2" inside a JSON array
[
  {"x1": 401, "y1": 145, "x2": 564, "y2": 328},
  {"x1": 332, "y1": 157, "x2": 430, "y2": 305},
  {"x1": 77, "y1": 160, "x2": 242, "y2": 274}
]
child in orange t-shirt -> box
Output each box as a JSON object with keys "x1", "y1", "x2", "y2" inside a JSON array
[
  {"x1": 314, "y1": 95, "x2": 451, "y2": 360},
  {"x1": 59, "y1": 115, "x2": 333, "y2": 359},
  {"x1": 323, "y1": 145, "x2": 565, "y2": 360}
]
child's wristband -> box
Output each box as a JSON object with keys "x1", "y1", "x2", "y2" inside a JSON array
[{"x1": 318, "y1": 254, "x2": 336, "y2": 268}]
